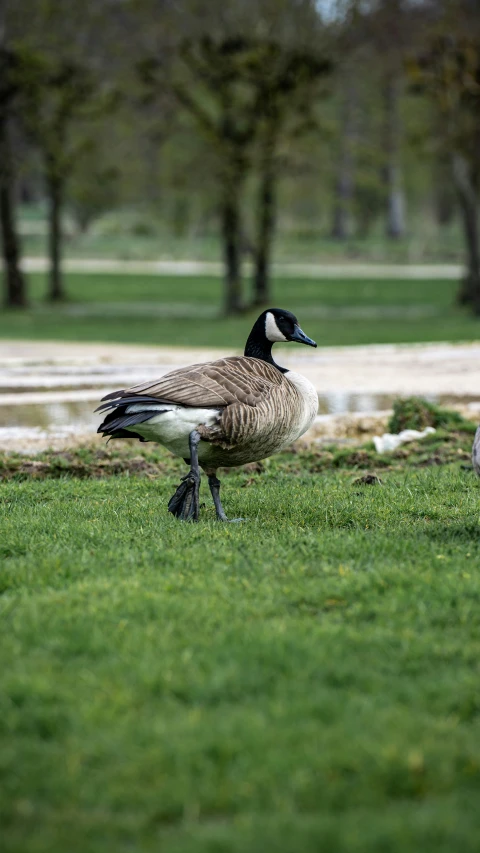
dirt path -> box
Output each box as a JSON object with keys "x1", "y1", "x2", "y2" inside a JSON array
[
  {"x1": 16, "y1": 257, "x2": 463, "y2": 279},
  {"x1": 2, "y1": 338, "x2": 480, "y2": 396}
]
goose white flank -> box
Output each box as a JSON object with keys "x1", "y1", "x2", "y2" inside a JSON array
[{"x1": 96, "y1": 309, "x2": 318, "y2": 521}]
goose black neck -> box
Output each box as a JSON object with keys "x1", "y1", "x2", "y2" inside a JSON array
[{"x1": 244, "y1": 323, "x2": 287, "y2": 373}]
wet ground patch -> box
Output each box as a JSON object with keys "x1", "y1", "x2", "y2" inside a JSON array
[{"x1": 0, "y1": 415, "x2": 475, "y2": 483}]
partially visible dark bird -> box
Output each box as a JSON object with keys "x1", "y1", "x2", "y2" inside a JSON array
[{"x1": 472, "y1": 426, "x2": 480, "y2": 477}]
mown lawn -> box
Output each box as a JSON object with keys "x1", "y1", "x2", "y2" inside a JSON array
[
  {"x1": 20, "y1": 221, "x2": 465, "y2": 264},
  {"x1": 0, "y1": 273, "x2": 479, "y2": 347},
  {"x1": 1, "y1": 440, "x2": 480, "y2": 853}
]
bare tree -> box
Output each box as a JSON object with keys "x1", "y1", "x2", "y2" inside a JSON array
[
  {"x1": 331, "y1": 72, "x2": 357, "y2": 240},
  {"x1": 134, "y1": 0, "x2": 330, "y2": 313},
  {"x1": 21, "y1": 55, "x2": 104, "y2": 301},
  {"x1": 365, "y1": 0, "x2": 408, "y2": 239},
  {"x1": 411, "y1": 22, "x2": 480, "y2": 311},
  {"x1": 0, "y1": 23, "x2": 27, "y2": 307},
  {"x1": 453, "y1": 151, "x2": 480, "y2": 308},
  {"x1": 139, "y1": 37, "x2": 275, "y2": 314},
  {"x1": 8, "y1": 0, "x2": 117, "y2": 301},
  {"x1": 167, "y1": 38, "x2": 257, "y2": 314},
  {"x1": 251, "y1": 45, "x2": 332, "y2": 305},
  {"x1": 382, "y1": 69, "x2": 406, "y2": 239}
]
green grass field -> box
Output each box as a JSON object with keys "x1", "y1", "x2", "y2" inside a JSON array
[
  {"x1": 2, "y1": 262, "x2": 480, "y2": 852},
  {"x1": 1, "y1": 272, "x2": 480, "y2": 347},
  {"x1": 1, "y1": 432, "x2": 480, "y2": 853},
  {"x1": 20, "y1": 215, "x2": 465, "y2": 264}
]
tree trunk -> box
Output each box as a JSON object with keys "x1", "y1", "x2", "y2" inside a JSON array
[
  {"x1": 144, "y1": 131, "x2": 162, "y2": 209},
  {"x1": 221, "y1": 172, "x2": 243, "y2": 316},
  {"x1": 383, "y1": 72, "x2": 406, "y2": 239},
  {"x1": 434, "y1": 153, "x2": 456, "y2": 227},
  {"x1": 252, "y1": 126, "x2": 277, "y2": 307},
  {"x1": 452, "y1": 152, "x2": 480, "y2": 313},
  {"x1": 0, "y1": 112, "x2": 27, "y2": 308},
  {"x1": 46, "y1": 167, "x2": 64, "y2": 302},
  {"x1": 331, "y1": 78, "x2": 356, "y2": 240}
]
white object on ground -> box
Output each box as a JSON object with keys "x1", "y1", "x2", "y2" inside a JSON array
[{"x1": 373, "y1": 426, "x2": 436, "y2": 453}]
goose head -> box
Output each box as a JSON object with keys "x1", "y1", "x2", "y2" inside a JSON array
[
  {"x1": 244, "y1": 309, "x2": 317, "y2": 367},
  {"x1": 264, "y1": 309, "x2": 317, "y2": 347}
]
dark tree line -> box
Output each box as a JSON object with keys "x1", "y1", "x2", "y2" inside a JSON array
[
  {"x1": 1, "y1": 0, "x2": 480, "y2": 316},
  {"x1": 0, "y1": 0, "x2": 111, "y2": 307}
]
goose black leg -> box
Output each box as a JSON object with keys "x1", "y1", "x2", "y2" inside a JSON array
[
  {"x1": 208, "y1": 474, "x2": 228, "y2": 522},
  {"x1": 208, "y1": 472, "x2": 244, "y2": 523},
  {"x1": 168, "y1": 430, "x2": 201, "y2": 521}
]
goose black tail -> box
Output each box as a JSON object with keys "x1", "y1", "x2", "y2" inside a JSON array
[{"x1": 97, "y1": 406, "x2": 157, "y2": 442}]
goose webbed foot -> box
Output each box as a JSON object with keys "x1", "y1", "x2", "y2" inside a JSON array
[
  {"x1": 168, "y1": 470, "x2": 201, "y2": 521},
  {"x1": 168, "y1": 430, "x2": 201, "y2": 522},
  {"x1": 208, "y1": 474, "x2": 245, "y2": 523}
]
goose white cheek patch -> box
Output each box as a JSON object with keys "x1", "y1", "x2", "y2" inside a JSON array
[{"x1": 265, "y1": 311, "x2": 288, "y2": 342}]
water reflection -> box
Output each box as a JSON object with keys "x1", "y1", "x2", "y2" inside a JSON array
[
  {"x1": 0, "y1": 400, "x2": 99, "y2": 430},
  {"x1": 0, "y1": 393, "x2": 478, "y2": 434},
  {"x1": 316, "y1": 392, "x2": 444, "y2": 415}
]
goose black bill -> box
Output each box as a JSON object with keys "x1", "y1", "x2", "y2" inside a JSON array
[{"x1": 290, "y1": 325, "x2": 317, "y2": 348}]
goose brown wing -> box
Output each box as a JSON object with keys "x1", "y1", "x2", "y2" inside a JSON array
[
  {"x1": 218, "y1": 377, "x2": 298, "y2": 447},
  {"x1": 101, "y1": 356, "x2": 285, "y2": 409}
]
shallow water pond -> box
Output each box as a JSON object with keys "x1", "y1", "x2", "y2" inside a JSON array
[{"x1": 0, "y1": 391, "x2": 478, "y2": 437}]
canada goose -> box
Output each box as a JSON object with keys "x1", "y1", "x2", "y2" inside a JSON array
[{"x1": 96, "y1": 309, "x2": 318, "y2": 521}]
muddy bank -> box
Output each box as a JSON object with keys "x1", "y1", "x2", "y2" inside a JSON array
[
  {"x1": 0, "y1": 339, "x2": 479, "y2": 452},
  {"x1": 0, "y1": 425, "x2": 474, "y2": 481}
]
